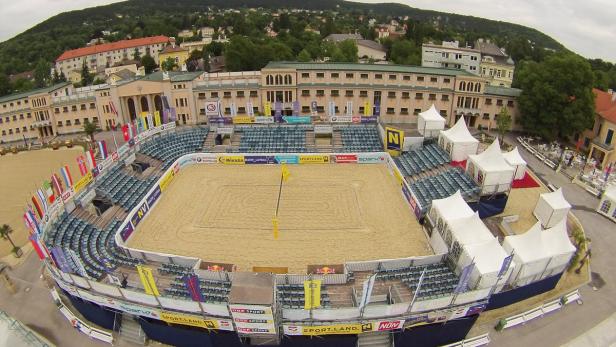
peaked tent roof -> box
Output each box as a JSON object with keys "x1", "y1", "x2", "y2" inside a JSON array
[
  {"x1": 419, "y1": 104, "x2": 446, "y2": 122},
  {"x1": 503, "y1": 146, "x2": 526, "y2": 166},
  {"x1": 468, "y1": 138, "x2": 514, "y2": 172},
  {"x1": 441, "y1": 117, "x2": 479, "y2": 143},
  {"x1": 465, "y1": 238, "x2": 509, "y2": 273},
  {"x1": 540, "y1": 188, "x2": 572, "y2": 210},
  {"x1": 430, "y1": 190, "x2": 475, "y2": 222},
  {"x1": 448, "y1": 212, "x2": 495, "y2": 246},
  {"x1": 504, "y1": 222, "x2": 545, "y2": 263},
  {"x1": 543, "y1": 219, "x2": 576, "y2": 256}
]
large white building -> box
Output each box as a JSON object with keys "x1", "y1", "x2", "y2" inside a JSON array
[{"x1": 422, "y1": 41, "x2": 481, "y2": 75}]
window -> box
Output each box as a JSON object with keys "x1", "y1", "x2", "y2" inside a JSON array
[
  {"x1": 440, "y1": 110, "x2": 448, "y2": 117},
  {"x1": 402, "y1": 92, "x2": 410, "y2": 99},
  {"x1": 66, "y1": 120, "x2": 71, "y2": 126},
  {"x1": 301, "y1": 73, "x2": 310, "y2": 78},
  {"x1": 316, "y1": 72, "x2": 325, "y2": 78},
  {"x1": 361, "y1": 73, "x2": 369, "y2": 79},
  {"x1": 302, "y1": 106, "x2": 310, "y2": 113},
  {"x1": 249, "y1": 90, "x2": 258, "y2": 97},
  {"x1": 284, "y1": 74, "x2": 292, "y2": 84},
  {"x1": 199, "y1": 108, "x2": 206, "y2": 115},
  {"x1": 415, "y1": 93, "x2": 423, "y2": 100},
  {"x1": 238, "y1": 107, "x2": 246, "y2": 114},
  {"x1": 71, "y1": 105, "x2": 77, "y2": 111},
  {"x1": 417, "y1": 76, "x2": 424, "y2": 82},
  {"x1": 345, "y1": 90, "x2": 354, "y2": 97},
  {"x1": 441, "y1": 95, "x2": 449, "y2": 101},
  {"x1": 12, "y1": 115, "x2": 16, "y2": 121},
  {"x1": 485, "y1": 98, "x2": 492, "y2": 105},
  {"x1": 331, "y1": 73, "x2": 339, "y2": 79},
  {"x1": 429, "y1": 94, "x2": 436, "y2": 100},
  {"x1": 81, "y1": 104, "x2": 87, "y2": 110},
  {"x1": 430, "y1": 77, "x2": 438, "y2": 83},
  {"x1": 346, "y1": 73, "x2": 354, "y2": 78},
  {"x1": 388, "y1": 91, "x2": 396, "y2": 98},
  {"x1": 389, "y1": 74, "x2": 396, "y2": 80},
  {"x1": 414, "y1": 108, "x2": 421, "y2": 115},
  {"x1": 444, "y1": 78, "x2": 451, "y2": 83},
  {"x1": 1, "y1": 130, "x2": 4, "y2": 135},
  {"x1": 74, "y1": 119, "x2": 81, "y2": 125},
  {"x1": 360, "y1": 90, "x2": 368, "y2": 97},
  {"x1": 89, "y1": 103, "x2": 96, "y2": 109},
  {"x1": 266, "y1": 75, "x2": 273, "y2": 85},
  {"x1": 224, "y1": 91, "x2": 231, "y2": 98},
  {"x1": 316, "y1": 90, "x2": 324, "y2": 97},
  {"x1": 15, "y1": 128, "x2": 20, "y2": 133},
  {"x1": 316, "y1": 106, "x2": 325, "y2": 113},
  {"x1": 507, "y1": 100, "x2": 514, "y2": 107},
  {"x1": 359, "y1": 106, "x2": 365, "y2": 114},
  {"x1": 403, "y1": 75, "x2": 410, "y2": 81},
  {"x1": 211, "y1": 92, "x2": 219, "y2": 98},
  {"x1": 600, "y1": 200, "x2": 611, "y2": 213},
  {"x1": 233, "y1": 91, "x2": 242, "y2": 98},
  {"x1": 606, "y1": 129, "x2": 614, "y2": 145},
  {"x1": 483, "y1": 113, "x2": 490, "y2": 120},
  {"x1": 386, "y1": 108, "x2": 395, "y2": 114},
  {"x1": 496, "y1": 99, "x2": 503, "y2": 106},
  {"x1": 401, "y1": 108, "x2": 409, "y2": 115},
  {"x1": 375, "y1": 74, "x2": 382, "y2": 79},
  {"x1": 302, "y1": 90, "x2": 310, "y2": 96},
  {"x1": 198, "y1": 93, "x2": 206, "y2": 99},
  {"x1": 471, "y1": 56, "x2": 478, "y2": 61},
  {"x1": 330, "y1": 90, "x2": 339, "y2": 96},
  {"x1": 8, "y1": 129, "x2": 12, "y2": 134},
  {"x1": 19, "y1": 114, "x2": 24, "y2": 120},
  {"x1": 54, "y1": 108, "x2": 60, "y2": 113}
]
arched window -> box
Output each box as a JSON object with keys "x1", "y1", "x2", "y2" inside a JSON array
[
  {"x1": 474, "y1": 82, "x2": 481, "y2": 92},
  {"x1": 127, "y1": 98, "x2": 137, "y2": 121},
  {"x1": 600, "y1": 200, "x2": 611, "y2": 213},
  {"x1": 140, "y1": 96, "x2": 149, "y2": 112},
  {"x1": 154, "y1": 95, "x2": 163, "y2": 112},
  {"x1": 459, "y1": 81, "x2": 466, "y2": 91},
  {"x1": 275, "y1": 74, "x2": 282, "y2": 85},
  {"x1": 284, "y1": 74, "x2": 292, "y2": 85},
  {"x1": 266, "y1": 75, "x2": 273, "y2": 85}
]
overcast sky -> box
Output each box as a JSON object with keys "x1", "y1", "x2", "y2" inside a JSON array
[{"x1": 0, "y1": 0, "x2": 614, "y2": 62}]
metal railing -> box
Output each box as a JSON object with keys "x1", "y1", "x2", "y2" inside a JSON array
[{"x1": 0, "y1": 310, "x2": 54, "y2": 347}]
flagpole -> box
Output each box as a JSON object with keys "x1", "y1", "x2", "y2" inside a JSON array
[{"x1": 275, "y1": 170, "x2": 284, "y2": 217}]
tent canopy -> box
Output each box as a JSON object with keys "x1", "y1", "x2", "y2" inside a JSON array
[
  {"x1": 464, "y1": 238, "x2": 510, "y2": 274},
  {"x1": 418, "y1": 104, "x2": 446, "y2": 133},
  {"x1": 503, "y1": 147, "x2": 526, "y2": 166},
  {"x1": 441, "y1": 117, "x2": 479, "y2": 144},
  {"x1": 604, "y1": 185, "x2": 616, "y2": 201},
  {"x1": 468, "y1": 138, "x2": 515, "y2": 173},
  {"x1": 540, "y1": 188, "x2": 572, "y2": 210},
  {"x1": 502, "y1": 222, "x2": 546, "y2": 263},
  {"x1": 430, "y1": 191, "x2": 474, "y2": 222},
  {"x1": 543, "y1": 219, "x2": 576, "y2": 256},
  {"x1": 448, "y1": 212, "x2": 495, "y2": 246}
]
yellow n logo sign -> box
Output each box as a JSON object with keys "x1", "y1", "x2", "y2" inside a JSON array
[{"x1": 385, "y1": 127, "x2": 404, "y2": 155}]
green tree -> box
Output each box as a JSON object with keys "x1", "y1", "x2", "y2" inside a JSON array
[
  {"x1": 517, "y1": 52, "x2": 595, "y2": 140},
  {"x1": 496, "y1": 107, "x2": 512, "y2": 141},
  {"x1": 389, "y1": 40, "x2": 420, "y2": 65},
  {"x1": 0, "y1": 224, "x2": 19, "y2": 256},
  {"x1": 34, "y1": 59, "x2": 50, "y2": 88},
  {"x1": 93, "y1": 77, "x2": 106, "y2": 85},
  {"x1": 205, "y1": 41, "x2": 225, "y2": 57},
  {"x1": 133, "y1": 48, "x2": 141, "y2": 61},
  {"x1": 83, "y1": 119, "x2": 97, "y2": 145},
  {"x1": 12, "y1": 78, "x2": 33, "y2": 93},
  {"x1": 140, "y1": 54, "x2": 156, "y2": 74},
  {"x1": 297, "y1": 49, "x2": 311, "y2": 62},
  {"x1": 161, "y1": 57, "x2": 178, "y2": 71},
  {"x1": 80, "y1": 61, "x2": 93, "y2": 86},
  {"x1": 338, "y1": 39, "x2": 358, "y2": 63},
  {"x1": 0, "y1": 73, "x2": 10, "y2": 96}
]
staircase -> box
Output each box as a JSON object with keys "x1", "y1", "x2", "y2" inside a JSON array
[
  {"x1": 202, "y1": 131, "x2": 217, "y2": 150},
  {"x1": 357, "y1": 331, "x2": 391, "y2": 347},
  {"x1": 118, "y1": 314, "x2": 146, "y2": 345},
  {"x1": 332, "y1": 131, "x2": 343, "y2": 149}
]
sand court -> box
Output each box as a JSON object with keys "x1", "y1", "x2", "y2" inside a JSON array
[{"x1": 128, "y1": 163, "x2": 431, "y2": 273}]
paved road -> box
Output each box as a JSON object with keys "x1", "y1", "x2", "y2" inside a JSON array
[{"x1": 488, "y1": 134, "x2": 616, "y2": 347}]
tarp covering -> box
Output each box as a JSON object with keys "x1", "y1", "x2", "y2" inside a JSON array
[
  {"x1": 503, "y1": 147, "x2": 527, "y2": 180},
  {"x1": 418, "y1": 104, "x2": 446, "y2": 137},
  {"x1": 429, "y1": 191, "x2": 475, "y2": 224},
  {"x1": 468, "y1": 194, "x2": 509, "y2": 218},
  {"x1": 457, "y1": 238, "x2": 514, "y2": 289},
  {"x1": 533, "y1": 188, "x2": 571, "y2": 228},
  {"x1": 438, "y1": 117, "x2": 479, "y2": 162},
  {"x1": 466, "y1": 138, "x2": 515, "y2": 195}
]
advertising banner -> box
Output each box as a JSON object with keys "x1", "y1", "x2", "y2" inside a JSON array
[
  {"x1": 230, "y1": 304, "x2": 276, "y2": 334},
  {"x1": 208, "y1": 116, "x2": 233, "y2": 125},
  {"x1": 333, "y1": 154, "x2": 358, "y2": 164},
  {"x1": 283, "y1": 116, "x2": 311, "y2": 124},
  {"x1": 385, "y1": 127, "x2": 404, "y2": 156},
  {"x1": 120, "y1": 222, "x2": 134, "y2": 242},
  {"x1": 358, "y1": 274, "x2": 377, "y2": 310},
  {"x1": 192, "y1": 154, "x2": 220, "y2": 164},
  {"x1": 245, "y1": 156, "x2": 276, "y2": 164},
  {"x1": 283, "y1": 323, "x2": 369, "y2": 336},
  {"x1": 346, "y1": 101, "x2": 353, "y2": 116},
  {"x1": 159, "y1": 169, "x2": 175, "y2": 192},
  {"x1": 218, "y1": 155, "x2": 245, "y2": 165},
  {"x1": 329, "y1": 116, "x2": 353, "y2": 123},
  {"x1": 299, "y1": 155, "x2": 330, "y2": 164},
  {"x1": 303, "y1": 280, "x2": 322, "y2": 309},
  {"x1": 328, "y1": 101, "x2": 336, "y2": 117},
  {"x1": 361, "y1": 116, "x2": 378, "y2": 124},
  {"x1": 159, "y1": 311, "x2": 231, "y2": 330},
  {"x1": 292, "y1": 100, "x2": 300, "y2": 116},
  {"x1": 61, "y1": 187, "x2": 75, "y2": 203},
  {"x1": 254, "y1": 116, "x2": 274, "y2": 124},
  {"x1": 314, "y1": 125, "x2": 333, "y2": 134},
  {"x1": 357, "y1": 153, "x2": 387, "y2": 164},
  {"x1": 136, "y1": 265, "x2": 160, "y2": 296},
  {"x1": 130, "y1": 201, "x2": 150, "y2": 228},
  {"x1": 73, "y1": 172, "x2": 93, "y2": 193},
  {"x1": 50, "y1": 246, "x2": 73, "y2": 273},
  {"x1": 232, "y1": 116, "x2": 254, "y2": 124},
  {"x1": 68, "y1": 249, "x2": 88, "y2": 278},
  {"x1": 498, "y1": 254, "x2": 514, "y2": 278},
  {"x1": 263, "y1": 101, "x2": 272, "y2": 116},
  {"x1": 372, "y1": 320, "x2": 405, "y2": 332},
  {"x1": 274, "y1": 155, "x2": 299, "y2": 164},
  {"x1": 146, "y1": 186, "x2": 161, "y2": 208},
  {"x1": 274, "y1": 101, "x2": 282, "y2": 119},
  {"x1": 310, "y1": 101, "x2": 318, "y2": 116},
  {"x1": 363, "y1": 101, "x2": 372, "y2": 116},
  {"x1": 205, "y1": 100, "x2": 221, "y2": 117},
  {"x1": 374, "y1": 101, "x2": 381, "y2": 117}
]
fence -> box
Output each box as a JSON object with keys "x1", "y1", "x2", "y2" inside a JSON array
[
  {"x1": 0, "y1": 310, "x2": 54, "y2": 347},
  {"x1": 440, "y1": 333, "x2": 490, "y2": 347}
]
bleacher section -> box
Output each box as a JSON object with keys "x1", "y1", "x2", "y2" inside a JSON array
[
  {"x1": 410, "y1": 167, "x2": 480, "y2": 210},
  {"x1": 46, "y1": 216, "x2": 139, "y2": 279},
  {"x1": 277, "y1": 284, "x2": 332, "y2": 309},
  {"x1": 340, "y1": 125, "x2": 382, "y2": 152},
  {"x1": 139, "y1": 127, "x2": 209, "y2": 167},
  {"x1": 377, "y1": 263, "x2": 459, "y2": 300},
  {"x1": 395, "y1": 144, "x2": 450, "y2": 177},
  {"x1": 238, "y1": 126, "x2": 308, "y2": 153},
  {"x1": 164, "y1": 277, "x2": 231, "y2": 304},
  {"x1": 95, "y1": 165, "x2": 158, "y2": 210}
]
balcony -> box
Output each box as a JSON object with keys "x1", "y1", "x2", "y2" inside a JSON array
[
  {"x1": 592, "y1": 137, "x2": 615, "y2": 151},
  {"x1": 455, "y1": 107, "x2": 481, "y2": 116},
  {"x1": 32, "y1": 120, "x2": 51, "y2": 128}
]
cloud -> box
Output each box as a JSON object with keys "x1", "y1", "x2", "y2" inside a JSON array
[{"x1": 356, "y1": 0, "x2": 616, "y2": 62}]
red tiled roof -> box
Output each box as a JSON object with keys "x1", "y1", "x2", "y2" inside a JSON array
[
  {"x1": 56, "y1": 35, "x2": 169, "y2": 62},
  {"x1": 593, "y1": 88, "x2": 616, "y2": 124},
  {"x1": 160, "y1": 45, "x2": 188, "y2": 54}
]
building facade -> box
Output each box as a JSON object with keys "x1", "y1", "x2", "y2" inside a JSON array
[
  {"x1": 475, "y1": 39, "x2": 515, "y2": 87},
  {"x1": 55, "y1": 36, "x2": 170, "y2": 77},
  {"x1": 581, "y1": 88, "x2": 616, "y2": 168},
  {"x1": 422, "y1": 41, "x2": 481, "y2": 75},
  {"x1": 1, "y1": 62, "x2": 521, "y2": 145}
]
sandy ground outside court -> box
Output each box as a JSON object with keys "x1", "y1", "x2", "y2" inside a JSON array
[
  {"x1": 128, "y1": 163, "x2": 431, "y2": 273},
  {"x1": 0, "y1": 147, "x2": 84, "y2": 256}
]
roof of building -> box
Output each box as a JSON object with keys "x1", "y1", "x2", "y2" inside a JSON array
[
  {"x1": 324, "y1": 33, "x2": 363, "y2": 42},
  {"x1": 357, "y1": 39, "x2": 386, "y2": 52},
  {"x1": 137, "y1": 70, "x2": 203, "y2": 82},
  {"x1": 56, "y1": 35, "x2": 169, "y2": 62},
  {"x1": 594, "y1": 88, "x2": 616, "y2": 124},
  {"x1": 475, "y1": 39, "x2": 507, "y2": 57},
  {"x1": 264, "y1": 61, "x2": 475, "y2": 76},
  {"x1": 0, "y1": 82, "x2": 71, "y2": 104},
  {"x1": 485, "y1": 85, "x2": 521, "y2": 97},
  {"x1": 160, "y1": 44, "x2": 188, "y2": 54},
  {"x1": 110, "y1": 69, "x2": 136, "y2": 81},
  {"x1": 422, "y1": 43, "x2": 480, "y2": 54}
]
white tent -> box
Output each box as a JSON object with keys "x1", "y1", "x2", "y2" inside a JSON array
[
  {"x1": 466, "y1": 138, "x2": 515, "y2": 195},
  {"x1": 428, "y1": 191, "x2": 475, "y2": 254},
  {"x1": 438, "y1": 117, "x2": 479, "y2": 162},
  {"x1": 503, "y1": 147, "x2": 527, "y2": 180},
  {"x1": 533, "y1": 188, "x2": 571, "y2": 228},
  {"x1": 448, "y1": 212, "x2": 494, "y2": 246},
  {"x1": 418, "y1": 104, "x2": 446, "y2": 138},
  {"x1": 502, "y1": 222, "x2": 551, "y2": 286},
  {"x1": 543, "y1": 218, "x2": 576, "y2": 273},
  {"x1": 457, "y1": 238, "x2": 515, "y2": 290},
  {"x1": 597, "y1": 185, "x2": 616, "y2": 222}
]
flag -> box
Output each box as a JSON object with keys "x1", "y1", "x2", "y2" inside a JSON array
[
  {"x1": 109, "y1": 101, "x2": 118, "y2": 116},
  {"x1": 247, "y1": 101, "x2": 254, "y2": 116},
  {"x1": 122, "y1": 124, "x2": 130, "y2": 141},
  {"x1": 346, "y1": 101, "x2": 353, "y2": 116},
  {"x1": 51, "y1": 173, "x2": 64, "y2": 195},
  {"x1": 31, "y1": 195, "x2": 44, "y2": 219},
  {"x1": 141, "y1": 113, "x2": 149, "y2": 130},
  {"x1": 454, "y1": 263, "x2": 475, "y2": 294},
  {"x1": 281, "y1": 164, "x2": 290, "y2": 182},
  {"x1": 50, "y1": 247, "x2": 73, "y2": 273},
  {"x1": 147, "y1": 113, "x2": 154, "y2": 129},
  {"x1": 183, "y1": 274, "x2": 204, "y2": 302},
  {"x1": 42, "y1": 180, "x2": 55, "y2": 204},
  {"x1": 272, "y1": 217, "x2": 279, "y2": 240},
  {"x1": 29, "y1": 233, "x2": 48, "y2": 260},
  {"x1": 36, "y1": 189, "x2": 48, "y2": 212},
  {"x1": 136, "y1": 265, "x2": 160, "y2": 296},
  {"x1": 264, "y1": 101, "x2": 272, "y2": 116},
  {"x1": 154, "y1": 111, "x2": 162, "y2": 127},
  {"x1": 304, "y1": 279, "x2": 322, "y2": 309},
  {"x1": 60, "y1": 165, "x2": 73, "y2": 188},
  {"x1": 76, "y1": 156, "x2": 87, "y2": 176},
  {"x1": 364, "y1": 101, "x2": 372, "y2": 116},
  {"x1": 359, "y1": 274, "x2": 377, "y2": 310},
  {"x1": 23, "y1": 210, "x2": 41, "y2": 235},
  {"x1": 86, "y1": 149, "x2": 97, "y2": 170},
  {"x1": 98, "y1": 140, "x2": 108, "y2": 160}
]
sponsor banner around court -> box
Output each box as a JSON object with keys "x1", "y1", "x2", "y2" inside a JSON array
[
  {"x1": 200, "y1": 261, "x2": 234, "y2": 272},
  {"x1": 218, "y1": 155, "x2": 245, "y2": 165},
  {"x1": 373, "y1": 320, "x2": 405, "y2": 331},
  {"x1": 232, "y1": 116, "x2": 255, "y2": 124},
  {"x1": 205, "y1": 100, "x2": 221, "y2": 117},
  {"x1": 73, "y1": 172, "x2": 93, "y2": 193},
  {"x1": 254, "y1": 116, "x2": 275, "y2": 124},
  {"x1": 192, "y1": 153, "x2": 219, "y2": 164},
  {"x1": 61, "y1": 187, "x2": 75, "y2": 203},
  {"x1": 361, "y1": 116, "x2": 378, "y2": 123},
  {"x1": 230, "y1": 304, "x2": 276, "y2": 334},
  {"x1": 314, "y1": 125, "x2": 333, "y2": 134},
  {"x1": 245, "y1": 155, "x2": 276, "y2": 164},
  {"x1": 283, "y1": 116, "x2": 312, "y2": 124},
  {"x1": 120, "y1": 222, "x2": 134, "y2": 242},
  {"x1": 283, "y1": 323, "x2": 368, "y2": 336},
  {"x1": 159, "y1": 169, "x2": 176, "y2": 192},
  {"x1": 130, "y1": 201, "x2": 150, "y2": 228},
  {"x1": 207, "y1": 116, "x2": 233, "y2": 125},
  {"x1": 329, "y1": 115, "x2": 354, "y2": 123},
  {"x1": 274, "y1": 155, "x2": 299, "y2": 164},
  {"x1": 332, "y1": 154, "x2": 358, "y2": 164},
  {"x1": 299, "y1": 155, "x2": 330, "y2": 164},
  {"x1": 307, "y1": 264, "x2": 344, "y2": 275},
  {"x1": 159, "y1": 311, "x2": 233, "y2": 331},
  {"x1": 303, "y1": 280, "x2": 322, "y2": 309},
  {"x1": 357, "y1": 153, "x2": 387, "y2": 164},
  {"x1": 146, "y1": 186, "x2": 161, "y2": 208}
]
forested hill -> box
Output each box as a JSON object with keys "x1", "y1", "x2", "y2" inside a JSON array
[{"x1": 1, "y1": 0, "x2": 563, "y2": 75}]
